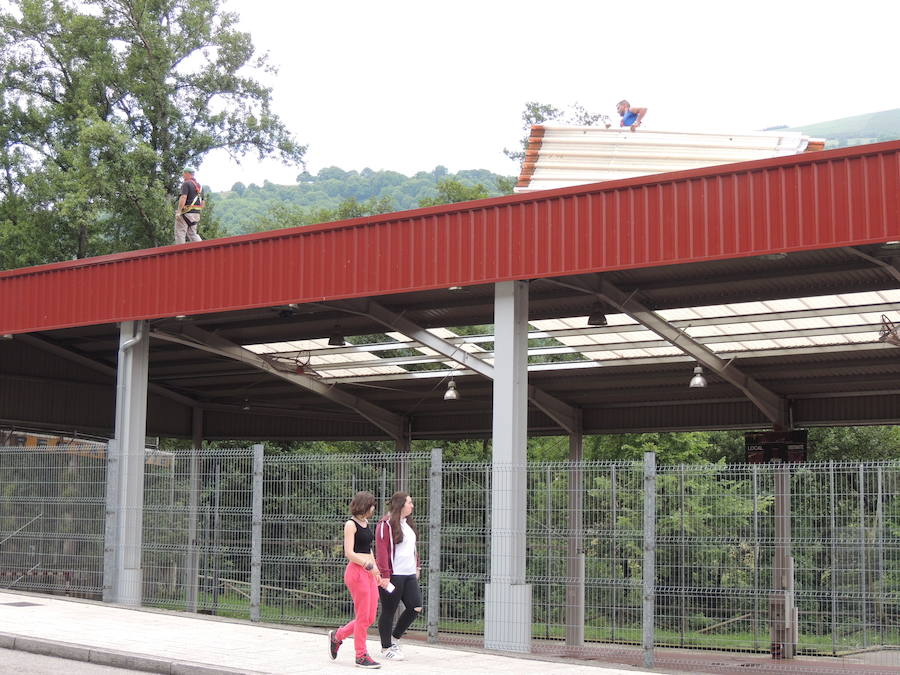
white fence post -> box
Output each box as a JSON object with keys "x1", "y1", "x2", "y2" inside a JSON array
[
  {"x1": 250, "y1": 444, "x2": 264, "y2": 622},
  {"x1": 102, "y1": 440, "x2": 119, "y2": 603},
  {"x1": 427, "y1": 447, "x2": 443, "y2": 643},
  {"x1": 642, "y1": 451, "x2": 656, "y2": 669}
]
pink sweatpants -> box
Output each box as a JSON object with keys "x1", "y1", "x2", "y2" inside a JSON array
[{"x1": 335, "y1": 562, "x2": 378, "y2": 658}]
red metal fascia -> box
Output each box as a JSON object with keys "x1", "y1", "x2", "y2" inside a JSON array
[{"x1": 1, "y1": 140, "x2": 899, "y2": 335}]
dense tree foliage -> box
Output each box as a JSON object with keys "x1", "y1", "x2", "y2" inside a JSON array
[
  {"x1": 258, "y1": 427, "x2": 900, "y2": 463},
  {"x1": 0, "y1": 0, "x2": 304, "y2": 268},
  {"x1": 215, "y1": 166, "x2": 514, "y2": 235},
  {"x1": 418, "y1": 178, "x2": 490, "y2": 207}
]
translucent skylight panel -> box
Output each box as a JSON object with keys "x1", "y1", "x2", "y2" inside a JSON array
[
  {"x1": 785, "y1": 316, "x2": 830, "y2": 330},
  {"x1": 657, "y1": 307, "x2": 702, "y2": 321},
  {"x1": 839, "y1": 291, "x2": 887, "y2": 305},
  {"x1": 772, "y1": 337, "x2": 816, "y2": 348},
  {"x1": 763, "y1": 298, "x2": 808, "y2": 312},
  {"x1": 798, "y1": 295, "x2": 843, "y2": 309}
]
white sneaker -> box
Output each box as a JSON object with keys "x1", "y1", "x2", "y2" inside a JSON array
[{"x1": 380, "y1": 644, "x2": 405, "y2": 661}]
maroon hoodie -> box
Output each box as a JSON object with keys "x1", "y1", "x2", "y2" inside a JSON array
[{"x1": 374, "y1": 515, "x2": 420, "y2": 578}]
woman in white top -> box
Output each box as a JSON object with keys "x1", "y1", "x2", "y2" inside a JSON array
[{"x1": 374, "y1": 491, "x2": 422, "y2": 661}]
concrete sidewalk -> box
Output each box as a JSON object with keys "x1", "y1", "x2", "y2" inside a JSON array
[{"x1": 0, "y1": 591, "x2": 654, "y2": 674}]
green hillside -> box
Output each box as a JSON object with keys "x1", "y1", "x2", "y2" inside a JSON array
[
  {"x1": 787, "y1": 108, "x2": 900, "y2": 148},
  {"x1": 213, "y1": 166, "x2": 514, "y2": 236}
]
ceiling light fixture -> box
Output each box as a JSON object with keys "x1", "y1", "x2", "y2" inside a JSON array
[
  {"x1": 689, "y1": 365, "x2": 707, "y2": 388},
  {"x1": 587, "y1": 305, "x2": 608, "y2": 326},
  {"x1": 443, "y1": 378, "x2": 460, "y2": 401},
  {"x1": 328, "y1": 327, "x2": 346, "y2": 347},
  {"x1": 241, "y1": 398, "x2": 251, "y2": 411},
  {"x1": 1, "y1": 334, "x2": 12, "y2": 340},
  {"x1": 448, "y1": 286, "x2": 463, "y2": 292}
]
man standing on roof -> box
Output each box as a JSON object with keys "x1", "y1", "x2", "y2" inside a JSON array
[
  {"x1": 175, "y1": 167, "x2": 204, "y2": 244},
  {"x1": 617, "y1": 100, "x2": 647, "y2": 131}
]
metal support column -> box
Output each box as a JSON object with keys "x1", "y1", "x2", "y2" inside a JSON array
[
  {"x1": 566, "y1": 430, "x2": 585, "y2": 646},
  {"x1": 771, "y1": 463, "x2": 797, "y2": 659},
  {"x1": 484, "y1": 280, "x2": 532, "y2": 653},
  {"x1": 109, "y1": 320, "x2": 150, "y2": 606},
  {"x1": 427, "y1": 447, "x2": 443, "y2": 643},
  {"x1": 250, "y1": 443, "x2": 263, "y2": 622}
]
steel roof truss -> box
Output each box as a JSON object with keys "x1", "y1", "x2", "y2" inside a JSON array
[
  {"x1": 331, "y1": 299, "x2": 582, "y2": 434},
  {"x1": 150, "y1": 326, "x2": 406, "y2": 441},
  {"x1": 598, "y1": 279, "x2": 788, "y2": 428},
  {"x1": 547, "y1": 278, "x2": 789, "y2": 428},
  {"x1": 16, "y1": 333, "x2": 198, "y2": 408},
  {"x1": 846, "y1": 247, "x2": 900, "y2": 284}
]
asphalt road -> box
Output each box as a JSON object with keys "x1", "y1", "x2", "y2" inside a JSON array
[{"x1": 0, "y1": 648, "x2": 142, "y2": 674}]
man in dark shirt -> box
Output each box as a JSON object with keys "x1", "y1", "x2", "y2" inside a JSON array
[{"x1": 175, "y1": 167, "x2": 204, "y2": 244}]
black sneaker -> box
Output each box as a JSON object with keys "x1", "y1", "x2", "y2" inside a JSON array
[
  {"x1": 355, "y1": 654, "x2": 381, "y2": 669},
  {"x1": 328, "y1": 630, "x2": 341, "y2": 660}
]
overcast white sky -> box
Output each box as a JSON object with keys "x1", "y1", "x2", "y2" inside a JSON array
[{"x1": 199, "y1": 0, "x2": 900, "y2": 190}]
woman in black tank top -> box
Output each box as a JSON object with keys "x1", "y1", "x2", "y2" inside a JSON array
[{"x1": 328, "y1": 491, "x2": 388, "y2": 669}]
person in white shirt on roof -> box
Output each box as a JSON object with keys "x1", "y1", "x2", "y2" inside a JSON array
[{"x1": 374, "y1": 492, "x2": 422, "y2": 662}]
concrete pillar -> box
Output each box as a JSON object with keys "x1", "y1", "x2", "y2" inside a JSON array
[
  {"x1": 110, "y1": 320, "x2": 150, "y2": 605},
  {"x1": 484, "y1": 280, "x2": 532, "y2": 652}
]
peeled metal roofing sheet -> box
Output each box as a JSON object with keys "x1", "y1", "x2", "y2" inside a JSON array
[{"x1": 515, "y1": 125, "x2": 818, "y2": 191}]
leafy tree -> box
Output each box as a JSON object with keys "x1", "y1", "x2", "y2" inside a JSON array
[
  {"x1": 585, "y1": 432, "x2": 717, "y2": 464},
  {"x1": 0, "y1": 0, "x2": 305, "y2": 268},
  {"x1": 807, "y1": 425, "x2": 900, "y2": 461},
  {"x1": 418, "y1": 178, "x2": 489, "y2": 207},
  {"x1": 253, "y1": 196, "x2": 395, "y2": 233},
  {"x1": 503, "y1": 100, "x2": 608, "y2": 163}
]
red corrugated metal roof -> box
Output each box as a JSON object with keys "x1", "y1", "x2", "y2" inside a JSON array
[{"x1": 1, "y1": 141, "x2": 899, "y2": 335}]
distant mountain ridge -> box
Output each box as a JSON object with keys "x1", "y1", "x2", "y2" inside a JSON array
[{"x1": 787, "y1": 108, "x2": 900, "y2": 148}]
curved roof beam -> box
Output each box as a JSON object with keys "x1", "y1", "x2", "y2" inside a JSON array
[
  {"x1": 552, "y1": 277, "x2": 789, "y2": 429},
  {"x1": 846, "y1": 246, "x2": 900, "y2": 284},
  {"x1": 150, "y1": 325, "x2": 406, "y2": 441},
  {"x1": 15, "y1": 333, "x2": 197, "y2": 408},
  {"x1": 327, "y1": 299, "x2": 582, "y2": 435}
]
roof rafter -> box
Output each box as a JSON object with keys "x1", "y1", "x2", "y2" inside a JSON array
[
  {"x1": 326, "y1": 299, "x2": 583, "y2": 434},
  {"x1": 150, "y1": 325, "x2": 407, "y2": 441},
  {"x1": 551, "y1": 277, "x2": 789, "y2": 429},
  {"x1": 846, "y1": 246, "x2": 900, "y2": 284},
  {"x1": 16, "y1": 333, "x2": 198, "y2": 408}
]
